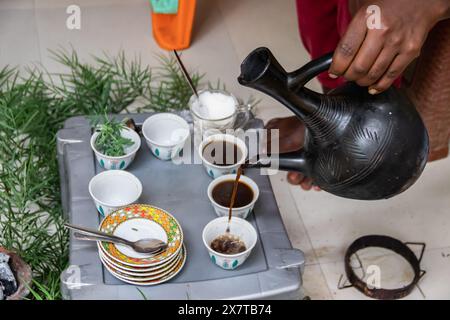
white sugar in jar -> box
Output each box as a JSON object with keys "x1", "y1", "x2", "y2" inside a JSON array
[
  {"x1": 189, "y1": 90, "x2": 243, "y2": 143},
  {"x1": 191, "y1": 91, "x2": 237, "y2": 121}
]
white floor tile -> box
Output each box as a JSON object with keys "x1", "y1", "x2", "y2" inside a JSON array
[
  {"x1": 178, "y1": 0, "x2": 243, "y2": 98},
  {"x1": 0, "y1": 0, "x2": 34, "y2": 10},
  {"x1": 290, "y1": 156, "x2": 450, "y2": 265},
  {"x1": 302, "y1": 264, "x2": 333, "y2": 300},
  {"x1": 415, "y1": 247, "x2": 450, "y2": 300},
  {"x1": 34, "y1": 0, "x2": 158, "y2": 72},
  {"x1": 218, "y1": 0, "x2": 308, "y2": 72},
  {"x1": 269, "y1": 171, "x2": 317, "y2": 265},
  {"x1": 35, "y1": 0, "x2": 146, "y2": 8},
  {"x1": 0, "y1": 1, "x2": 41, "y2": 67},
  {"x1": 218, "y1": 0, "x2": 322, "y2": 123}
]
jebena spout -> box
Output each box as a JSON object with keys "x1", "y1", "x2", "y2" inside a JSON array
[
  {"x1": 238, "y1": 47, "x2": 321, "y2": 119},
  {"x1": 238, "y1": 47, "x2": 287, "y2": 88},
  {"x1": 245, "y1": 150, "x2": 309, "y2": 175}
]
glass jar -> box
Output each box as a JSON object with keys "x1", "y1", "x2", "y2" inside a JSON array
[{"x1": 189, "y1": 89, "x2": 251, "y2": 143}]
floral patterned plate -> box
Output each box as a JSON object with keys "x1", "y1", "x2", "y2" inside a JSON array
[
  {"x1": 98, "y1": 246, "x2": 180, "y2": 273},
  {"x1": 101, "y1": 247, "x2": 183, "y2": 280},
  {"x1": 99, "y1": 248, "x2": 181, "y2": 276},
  {"x1": 98, "y1": 204, "x2": 183, "y2": 267},
  {"x1": 103, "y1": 245, "x2": 187, "y2": 286}
]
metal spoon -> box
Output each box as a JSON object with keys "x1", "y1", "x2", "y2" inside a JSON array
[
  {"x1": 73, "y1": 232, "x2": 166, "y2": 256},
  {"x1": 64, "y1": 223, "x2": 167, "y2": 254}
]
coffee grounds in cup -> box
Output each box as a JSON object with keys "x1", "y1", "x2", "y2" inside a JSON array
[{"x1": 210, "y1": 233, "x2": 247, "y2": 254}]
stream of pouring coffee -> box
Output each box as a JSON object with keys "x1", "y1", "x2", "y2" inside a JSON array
[{"x1": 226, "y1": 166, "x2": 243, "y2": 233}]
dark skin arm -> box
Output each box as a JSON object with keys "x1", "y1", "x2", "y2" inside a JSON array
[
  {"x1": 268, "y1": 0, "x2": 450, "y2": 190},
  {"x1": 329, "y1": 0, "x2": 450, "y2": 94}
]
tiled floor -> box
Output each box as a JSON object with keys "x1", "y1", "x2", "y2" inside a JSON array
[{"x1": 1, "y1": 0, "x2": 449, "y2": 300}]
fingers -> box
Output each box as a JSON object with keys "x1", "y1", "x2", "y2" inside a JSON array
[
  {"x1": 287, "y1": 172, "x2": 304, "y2": 185},
  {"x1": 286, "y1": 172, "x2": 321, "y2": 191},
  {"x1": 331, "y1": 30, "x2": 419, "y2": 93},
  {"x1": 343, "y1": 31, "x2": 384, "y2": 82},
  {"x1": 356, "y1": 46, "x2": 398, "y2": 87},
  {"x1": 300, "y1": 177, "x2": 314, "y2": 191},
  {"x1": 368, "y1": 53, "x2": 415, "y2": 94},
  {"x1": 329, "y1": 11, "x2": 367, "y2": 78},
  {"x1": 369, "y1": 37, "x2": 422, "y2": 93}
]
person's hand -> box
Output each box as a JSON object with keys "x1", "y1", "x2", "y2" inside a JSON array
[
  {"x1": 265, "y1": 117, "x2": 320, "y2": 191},
  {"x1": 329, "y1": 0, "x2": 450, "y2": 94}
]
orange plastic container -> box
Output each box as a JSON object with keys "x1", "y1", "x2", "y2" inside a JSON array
[{"x1": 151, "y1": 0, "x2": 196, "y2": 50}]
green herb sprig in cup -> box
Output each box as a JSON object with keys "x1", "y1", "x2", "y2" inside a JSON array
[{"x1": 92, "y1": 115, "x2": 134, "y2": 157}]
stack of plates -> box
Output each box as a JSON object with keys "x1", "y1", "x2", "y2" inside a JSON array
[{"x1": 97, "y1": 204, "x2": 186, "y2": 286}]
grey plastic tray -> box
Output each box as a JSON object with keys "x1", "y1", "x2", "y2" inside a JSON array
[{"x1": 57, "y1": 113, "x2": 304, "y2": 300}]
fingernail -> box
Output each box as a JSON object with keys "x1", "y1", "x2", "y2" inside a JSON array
[
  {"x1": 329, "y1": 73, "x2": 338, "y2": 79},
  {"x1": 369, "y1": 88, "x2": 379, "y2": 95}
]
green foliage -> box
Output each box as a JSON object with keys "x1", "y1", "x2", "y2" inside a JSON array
[
  {"x1": 92, "y1": 115, "x2": 134, "y2": 157},
  {"x1": 138, "y1": 54, "x2": 203, "y2": 112},
  {"x1": 26, "y1": 278, "x2": 62, "y2": 300},
  {"x1": 136, "y1": 287, "x2": 149, "y2": 300},
  {"x1": 47, "y1": 49, "x2": 154, "y2": 115},
  {"x1": 0, "y1": 68, "x2": 68, "y2": 300}
]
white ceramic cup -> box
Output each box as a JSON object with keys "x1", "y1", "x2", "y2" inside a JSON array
[
  {"x1": 142, "y1": 113, "x2": 190, "y2": 161},
  {"x1": 202, "y1": 217, "x2": 257, "y2": 270},
  {"x1": 90, "y1": 127, "x2": 141, "y2": 170},
  {"x1": 88, "y1": 170, "x2": 142, "y2": 217},
  {"x1": 198, "y1": 134, "x2": 248, "y2": 179},
  {"x1": 207, "y1": 174, "x2": 259, "y2": 219}
]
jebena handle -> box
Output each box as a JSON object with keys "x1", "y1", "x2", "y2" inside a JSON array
[{"x1": 288, "y1": 52, "x2": 334, "y2": 91}]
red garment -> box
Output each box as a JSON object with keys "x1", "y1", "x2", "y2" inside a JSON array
[{"x1": 296, "y1": 0, "x2": 352, "y2": 89}]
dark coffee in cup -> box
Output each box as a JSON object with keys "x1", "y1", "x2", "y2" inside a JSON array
[
  {"x1": 212, "y1": 180, "x2": 254, "y2": 208},
  {"x1": 202, "y1": 140, "x2": 243, "y2": 166}
]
